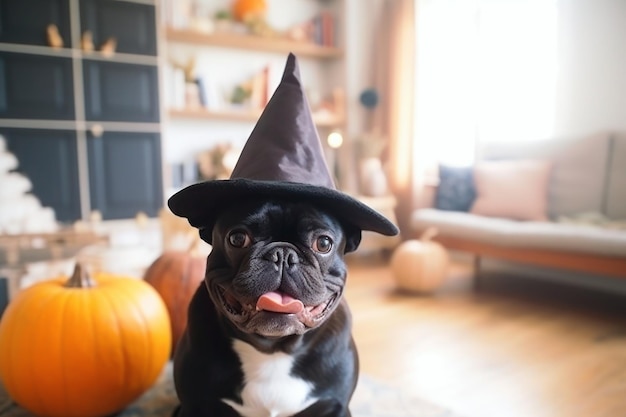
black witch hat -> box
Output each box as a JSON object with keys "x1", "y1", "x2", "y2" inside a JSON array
[{"x1": 168, "y1": 53, "x2": 398, "y2": 243}]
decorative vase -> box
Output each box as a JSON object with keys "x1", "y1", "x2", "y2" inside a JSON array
[{"x1": 359, "y1": 157, "x2": 389, "y2": 197}]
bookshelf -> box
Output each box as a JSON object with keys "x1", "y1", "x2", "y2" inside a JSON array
[
  {"x1": 165, "y1": 28, "x2": 343, "y2": 59},
  {"x1": 160, "y1": 0, "x2": 347, "y2": 191}
]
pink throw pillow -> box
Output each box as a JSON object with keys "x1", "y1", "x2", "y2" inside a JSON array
[{"x1": 470, "y1": 159, "x2": 551, "y2": 221}]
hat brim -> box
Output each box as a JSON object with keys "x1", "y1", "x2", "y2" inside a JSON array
[{"x1": 167, "y1": 178, "x2": 399, "y2": 238}]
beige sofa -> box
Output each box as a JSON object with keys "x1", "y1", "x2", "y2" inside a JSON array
[{"x1": 411, "y1": 132, "x2": 626, "y2": 279}]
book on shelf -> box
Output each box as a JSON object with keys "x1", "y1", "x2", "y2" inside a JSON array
[
  {"x1": 169, "y1": 159, "x2": 198, "y2": 189},
  {"x1": 321, "y1": 11, "x2": 335, "y2": 47},
  {"x1": 249, "y1": 65, "x2": 269, "y2": 112},
  {"x1": 163, "y1": 63, "x2": 186, "y2": 109},
  {"x1": 196, "y1": 74, "x2": 224, "y2": 110},
  {"x1": 160, "y1": 0, "x2": 192, "y2": 29},
  {"x1": 308, "y1": 11, "x2": 336, "y2": 47}
]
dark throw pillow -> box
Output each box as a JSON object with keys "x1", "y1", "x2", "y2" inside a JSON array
[{"x1": 434, "y1": 165, "x2": 476, "y2": 211}]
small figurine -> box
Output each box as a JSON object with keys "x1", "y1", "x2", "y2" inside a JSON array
[
  {"x1": 46, "y1": 24, "x2": 64, "y2": 49},
  {"x1": 100, "y1": 37, "x2": 117, "y2": 57},
  {"x1": 81, "y1": 31, "x2": 94, "y2": 52}
]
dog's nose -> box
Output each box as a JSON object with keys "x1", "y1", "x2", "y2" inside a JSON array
[{"x1": 265, "y1": 247, "x2": 299, "y2": 269}]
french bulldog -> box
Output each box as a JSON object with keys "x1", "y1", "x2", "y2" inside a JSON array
[{"x1": 172, "y1": 198, "x2": 362, "y2": 417}]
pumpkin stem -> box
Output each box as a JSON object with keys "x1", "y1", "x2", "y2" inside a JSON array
[
  {"x1": 66, "y1": 263, "x2": 96, "y2": 288},
  {"x1": 420, "y1": 227, "x2": 439, "y2": 242}
]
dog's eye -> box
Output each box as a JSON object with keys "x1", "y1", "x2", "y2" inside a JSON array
[
  {"x1": 313, "y1": 235, "x2": 333, "y2": 253},
  {"x1": 228, "y1": 230, "x2": 251, "y2": 248}
]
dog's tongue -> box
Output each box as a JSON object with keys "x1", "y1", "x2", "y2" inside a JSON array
[{"x1": 256, "y1": 292, "x2": 304, "y2": 314}]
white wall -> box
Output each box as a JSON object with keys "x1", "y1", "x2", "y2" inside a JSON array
[
  {"x1": 343, "y1": 0, "x2": 383, "y2": 139},
  {"x1": 337, "y1": 0, "x2": 386, "y2": 192},
  {"x1": 553, "y1": 0, "x2": 626, "y2": 137}
]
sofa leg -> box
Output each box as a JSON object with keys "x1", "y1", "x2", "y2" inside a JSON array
[{"x1": 473, "y1": 255, "x2": 483, "y2": 290}]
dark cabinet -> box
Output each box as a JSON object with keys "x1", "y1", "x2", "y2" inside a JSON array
[
  {"x1": 0, "y1": 52, "x2": 74, "y2": 120},
  {"x1": 88, "y1": 132, "x2": 163, "y2": 219},
  {"x1": 80, "y1": 0, "x2": 157, "y2": 56},
  {"x1": 2, "y1": 128, "x2": 164, "y2": 222},
  {"x1": 0, "y1": 0, "x2": 71, "y2": 47},
  {"x1": 0, "y1": 0, "x2": 162, "y2": 223},
  {"x1": 1, "y1": 128, "x2": 81, "y2": 222},
  {"x1": 83, "y1": 60, "x2": 159, "y2": 123}
]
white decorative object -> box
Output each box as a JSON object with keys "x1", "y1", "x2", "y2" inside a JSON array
[
  {"x1": 0, "y1": 172, "x2": 32, "y2": 198},
  {"x1": 0, "y1": 152, "x2": 18, "y2": 172},
  {"x1": 359, "y1": 157, "x2": 389, "y2": 197},
  {"x1": 0, "y1": 135, "x2": 59, "y2": 234}
]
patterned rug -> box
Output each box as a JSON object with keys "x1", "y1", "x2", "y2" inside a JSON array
[{"x1": 0, "y1": 362, "x2": 458, "y2": 417}]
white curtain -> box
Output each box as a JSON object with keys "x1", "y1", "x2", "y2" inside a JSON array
[{"x1": 414, "y1": 0, "x2": 559, "y2": 167}]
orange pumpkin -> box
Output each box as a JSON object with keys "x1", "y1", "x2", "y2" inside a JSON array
[
  {"x1": 143, "y1": 250, "x2": 206, "y2": 356},
  {"x1": 233, "y1": 0, "x2": 267, "y2": 21},
  {"x1": 0, "y1": 264, "x2": 171, "y2": 417},
  {"x1": 391, "y1": 228, "x2": 449, "y2": 294}
]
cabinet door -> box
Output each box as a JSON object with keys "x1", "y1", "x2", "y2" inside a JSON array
[
  {"x1": 0, "y1": 0, "x2": 71, "y2": 47},
  {"x1": 80, "y1": 0, "x2": 157, "y2": 56},
  {"x1": 87, "y1": 131, "x2": 163, "y2": 219},
  {"x1": 0, "y1": 52, "x2": 74, "y2": 120},
  {"x1": 0, "y1": 128, "x2": 81, "y2": 222},
  {"x1": 83, "y1": 60, "x2": 159, "y2": 123}
]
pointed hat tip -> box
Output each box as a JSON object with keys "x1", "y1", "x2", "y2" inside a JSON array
[
  {"x1": 287, "y1": 52, "x2": 296, "y2": 65},
  {"x1": 282, "y1": 52, "x2": 301, "y2": 85}
]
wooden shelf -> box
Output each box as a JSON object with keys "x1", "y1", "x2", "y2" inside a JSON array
[
  {"x1": 168, "y1": 108, "x2": 344, "y2": 128},
  {"x1": 169, "y1": 108, "x2": 260, "y2": 122},
  {"x1": 165, "y1": 28, "x2": 343, "y2": 59},
  {"x1": 0, "y1": 42, "x2": 158, "y2": 65}
]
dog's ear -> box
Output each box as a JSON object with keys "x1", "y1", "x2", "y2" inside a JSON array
[{"x1": 343, "y1": 225, "x2": 362, "y2": 254}]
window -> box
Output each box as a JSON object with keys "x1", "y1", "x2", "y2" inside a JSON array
[{"x1": 414, "y1": 0, "x2": 558, "y2": 167}]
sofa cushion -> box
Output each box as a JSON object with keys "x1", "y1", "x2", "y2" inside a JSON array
[
  {"x1": 605, "y1": 133, "x2": 626, "y2": 220},
  {"x1": 480, "y1": 133, "x2": 611, "y2": 219},
  {"x1": 434, "y1": 165, "x2": 476, "y2": 212},
  {"x1": 549, "y1": 132, "x2": 612, "y2": 218},
  {"x1": 470, "y1": 160, "x2": 551, "y2": 221},
  {"x1": 412, "y1": 208, "x2": 626, "y2": 257}
]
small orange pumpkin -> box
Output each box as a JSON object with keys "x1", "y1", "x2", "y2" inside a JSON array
[
  {"x1": 233, "y1": 0, "x2": 267, "y2": 21},
  {"x1": 0, "y1": 264, "x2": 171, "y2": 417},
  {"x1": 143, "y1": 248, "x2": 206, "y2": 356},
  {"x1": 391, "y1": 228, "x2": 449, "y2": 294}
]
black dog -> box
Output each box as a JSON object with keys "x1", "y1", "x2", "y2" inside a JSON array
[{"x1": 173, "y1": 199, "x2": 361, "y2": 417}]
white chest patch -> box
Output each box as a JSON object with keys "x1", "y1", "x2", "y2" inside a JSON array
[{"x1": 222, "y1": 339, "x2": 317, "y2": 417}]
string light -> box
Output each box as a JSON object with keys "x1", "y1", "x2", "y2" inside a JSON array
[{"x1": 327, "y1": 131, "x2": 343, "y2": 149}]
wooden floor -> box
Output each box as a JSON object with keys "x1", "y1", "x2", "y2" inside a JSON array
[{"x1": 344, "y1": 255, "x2": 626, "y2": 417}]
